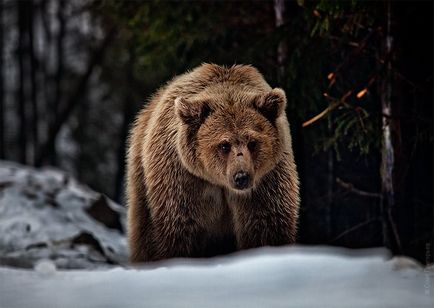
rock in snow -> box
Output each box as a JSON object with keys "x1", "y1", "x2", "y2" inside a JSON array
[{"x1": 0, "y1": 161, "x2": 127, "y2": 269}]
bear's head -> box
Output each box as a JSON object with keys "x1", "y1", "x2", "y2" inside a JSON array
[{"x1": 175, "y1": 87, "x2": 288, "y2": 194}]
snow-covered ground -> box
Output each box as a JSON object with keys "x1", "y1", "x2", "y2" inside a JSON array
[
  {"x1": 0, "y1": 161, "x2": 433, "y2": 307},
  {"x1": 0, "y1": 246, "x2": 433, "y2": 308}
]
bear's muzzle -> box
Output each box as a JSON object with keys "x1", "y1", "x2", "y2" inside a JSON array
[{"x1": 233, "y1": 171, "x2": 251, "y2": 190}]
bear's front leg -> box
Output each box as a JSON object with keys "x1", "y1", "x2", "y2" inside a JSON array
[
  {"x1": 148, "y1": 197, "x2": 205, "y2": 261},
  {"x1": 231, "y1": 199, "x2": 296, "y2": 249},
  {"x1": 230, "y1": 160, "x2": 299, "y2": 250}
]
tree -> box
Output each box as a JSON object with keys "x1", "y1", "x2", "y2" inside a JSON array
[
  {"x1": 379, "y1": 0, "x2": 401, "y2": 252},
  {"x1": 0, "y1": 0, "x2": 4, "y2": 159},
  {"x1": 17, "y1": 1, "x2": 30, "y2": 164},
  {"x1": 35, "y1": 27, "x2": 116, "y2": 166},
  {"x1": 28, "y1": 0, "x2": 38, "y2": 165},
  {"x1": 48, "y1": 0, "x2": 66, "y2": 165}
]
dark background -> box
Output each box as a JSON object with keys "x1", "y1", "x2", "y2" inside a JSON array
[{"x1": 0, "y1": 0, "x2": 432, "y2": 263}]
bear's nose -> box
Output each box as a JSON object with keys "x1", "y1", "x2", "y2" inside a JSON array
[{"x1": 233, "y1": 171, "x2": 250, "y2": 190}]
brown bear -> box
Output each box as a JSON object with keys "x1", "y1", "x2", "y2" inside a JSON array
[{"x1": 127, "y1": 63, "x2": 299, "y2": 262}]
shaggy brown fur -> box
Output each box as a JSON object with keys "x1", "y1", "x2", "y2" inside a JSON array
[{"x1": 127, "y1": 64, "x2": 300, "y2": 262}]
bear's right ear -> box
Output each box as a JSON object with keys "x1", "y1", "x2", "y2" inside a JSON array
[
  {"x1": 253, "y1": 88, "x2": 287, "y2": 123},
  {"x1": 175, "y1": 97, "x2": 211, "y2": 125}
]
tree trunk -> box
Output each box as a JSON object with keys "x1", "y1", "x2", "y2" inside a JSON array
[
  {"x1": 380, "y1": 1, "x2": 401, "y2": 253},
  {"x1": 114, "y1": 50, "x2": 135, "y2": 203},
  {"x1": 54, "y1": 0, "x2": 65, "y2": 117},
  {"x1": 274, "y1": 0, "x2": 287, "y2": 82},
  {"x1": 37, "y1": 0, "x2": 52, "y2": 154},
  {"x1": 114, "y1": 101, "x2": 132, "y2": 204},
  {"x1": 28, "y1": 0, "x2": 38, "y2": 165},
  {"x1": 17, "y1": 1, "x2": 29, "y2": 164},
  {"x1": 76, "y1": 88, "x2": 88, "y2": 181},
  {"x1": 0, "y1": 0, "x2": 4, "y2": 159},
  {"x1": 326, "y1": 115, "x2": 334, "y2": 239},
  {"x1": 36, "y1": 27, "x2": 116, "y2": 166},
  {"x1": 48, "y1": 0, "x2": 66, "y2": 165}
]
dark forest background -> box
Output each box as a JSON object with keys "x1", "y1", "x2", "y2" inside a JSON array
[{"x1": 0, "y1": 0, "x2": 432, "y2": 263}]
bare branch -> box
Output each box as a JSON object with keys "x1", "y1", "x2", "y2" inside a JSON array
[
  {"x1": 336, "y1": 177, "x2": 381, "y2": 198},
  {"x1": 302, "y1": 104, "x2": 334, "y2": 128},
  {"x1": 329, "y1": 217, "x2": 380, "y2": 243},
  {"x1": 302, "y1": 91, "x2": 351, "y2": 127}
]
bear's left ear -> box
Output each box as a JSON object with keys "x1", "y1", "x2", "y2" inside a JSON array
[
  {"x1": 253, "y1": 88, "x2": 287, "y2": 122},
  {"x1": 175, "y1": 97, "x2": 211, "y2": 125}
]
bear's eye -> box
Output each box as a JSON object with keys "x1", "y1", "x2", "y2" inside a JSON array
[
  {"x1": 218, "y1": 142, "x2": 231, "y2": 154},
  {"x1": 248, "y1": 140, "x2": 257, "y2": 152}
]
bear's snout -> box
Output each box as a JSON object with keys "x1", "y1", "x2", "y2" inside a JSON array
[{"x1": 233, "y1": 171, "x2": 251, "y2": 190}]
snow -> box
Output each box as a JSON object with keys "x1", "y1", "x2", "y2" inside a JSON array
[
  {"x1": 1, "y1": 161, "x2": 433, "y2": 307},
  {"x1": 0, "y1": 246, "x2": 433, "y2": 308},
  {"x1": 0, "y1": 161, "x2": 127, "y2": 269}
]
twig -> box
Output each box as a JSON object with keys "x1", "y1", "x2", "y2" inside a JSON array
[
  {"x1": 336, "y1": 177, "x2": 381, "y2": 198},
  {"x1": 302, "y1": 104, "x2": 335, "y2": 127},
  {"x1": 302, "y1": 91, "x2": 351, "y2": 127},
  {"x1": 329, "y1": 217, "x2": 379, "y2": 243}
]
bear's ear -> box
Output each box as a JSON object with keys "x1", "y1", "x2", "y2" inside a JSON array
[
  {"x1": 175, "y1": 97, "x2": 211, "y2": 125},
  {"x1": 253, "y1": 88, "x2": 287, "y2": 122}
]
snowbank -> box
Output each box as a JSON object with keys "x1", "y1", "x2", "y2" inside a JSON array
[
  {"x1": 0, "y1": 162, "x2": 433, "y2": 307},
  {"x1": 0, "y1": 161, "x2": 127, "y2": 269},
  {"x1": 0, "y1": 246, "x2": 433, "y2": 308}
]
